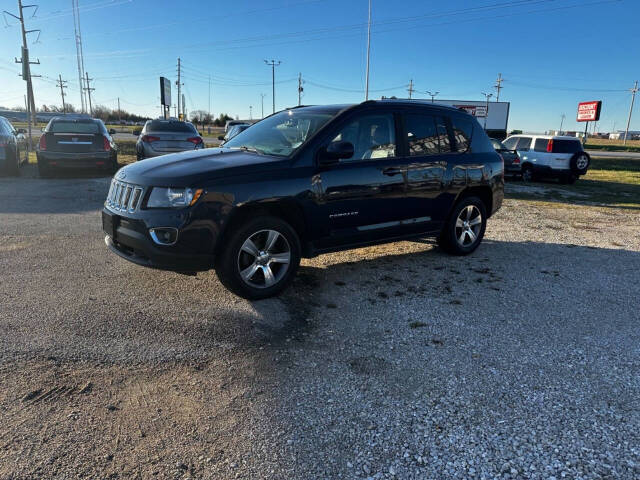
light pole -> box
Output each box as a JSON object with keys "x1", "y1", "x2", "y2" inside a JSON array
[
  {"x1": 364, "y1": 0, "x2": 372, "y2": 101},
  {"x1": 264, "y1": 60, "x2": 281, "y2": 114},
  {"x1": 249, "y1": 105, "x2": 252, "y2": 121},
  {"x1": 481, "y1": 92, "x2": 493, "y2": 130},
  {"x1": 559, "y1": 114, "x2": 566, "y2": 135},
  {"x1": 260, "y1": 93, "x2": 266, "y2": 119},
  {"x1": 426, "y1": 90, "x2": 439, "y2": 103}
]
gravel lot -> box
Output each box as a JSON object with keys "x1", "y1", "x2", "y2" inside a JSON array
[{"x1": 1, "y1": 167, "x2": 639, "y2": 479}]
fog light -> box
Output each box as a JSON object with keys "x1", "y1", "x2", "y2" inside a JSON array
[{"x1": 149, "y1": 227, "x2": 178, "y2": 246}]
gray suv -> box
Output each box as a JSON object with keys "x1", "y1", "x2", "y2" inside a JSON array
[{"x1": 135, "y1": 119, "x2": 204, "y2": 160}]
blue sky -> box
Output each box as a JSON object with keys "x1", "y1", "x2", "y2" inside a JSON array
[{"x1": 0, "y1": 0, "x2": 638, "y2": 132}]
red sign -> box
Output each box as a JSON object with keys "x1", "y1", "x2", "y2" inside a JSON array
[{"x1": 577, "y1": 101, "x2": 602, "y2": 122}]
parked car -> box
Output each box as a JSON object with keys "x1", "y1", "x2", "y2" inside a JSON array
[
  {"x1": 102, "y1": 100, "x2": 504, "y2": 299},
  {"x1": 224, "y1": 120, "x2": 248, "y2": 133},
  {"x1": 136, "y1": 119, "x2": 203, "y2": 160},
  {"x1": 0, "y1": 116, "x2": 27, "y2": 176},
  {"x1": 36, "y1": 116, "x2": 118, "y2": 177},
  {"x1": 490, "y1": 137, "x2": 520, "y2": 177},
  {"x1": 502, "y1": 134, "x2": 590, "y2": 183},
  {"x1": 218, "y1": 123, "x2": 251, "y2": 144}
]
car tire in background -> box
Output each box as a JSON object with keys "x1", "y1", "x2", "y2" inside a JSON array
[
  {"x1": 111, "y1": 156, "x2": 119, "y2": 174},
  {"x1": 5, "y1": 147, "x2": 20, "y2": 176},
  {"x1": 215, "y1": 216, "x2": 301, "y2": 300},
  {"x1": 521, "y1": 164, "x2": 534, "y2": 182},
  {"x1": 570, "y1": 152, "x2": 590, "y2": 177},
  {"x1": 438, "y1": 196, "x2": 487, "y2": 256},
  {"x1": 37, "y1": 159, "x2": 52, "y2": 178}
]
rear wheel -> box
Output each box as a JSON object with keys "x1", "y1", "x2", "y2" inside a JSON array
[
  {"x1": 111, "y1": 155, "x2": 119, "y2": 174},
  {"x1": 438, "y1": 196, "x2": 487, "y2": 256},
  {"x1": 37, "y1": 158, "x2": 52, "y2": 178},
  {"x1": 215, "y1": 216, "x2": 301, "y2": 299},
  {"x1": 570, "y1": 152, "x2": 590, "y2": 176},
  {"x1": 6, "y1": 147, "x2": 20, "y2": 176}
]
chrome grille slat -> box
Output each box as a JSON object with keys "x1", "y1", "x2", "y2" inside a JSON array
[{"x1": 105, "y1": 179, "x2": 144, "y2": 213}]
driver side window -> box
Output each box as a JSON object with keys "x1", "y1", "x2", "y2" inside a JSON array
[{"x1": 330, "y1": 113, "x2": 396, "y2": 162}]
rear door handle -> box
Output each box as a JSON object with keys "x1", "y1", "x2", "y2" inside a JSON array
[{"x1": 382, "y1": 167, "x2": 402, "y2": 176}]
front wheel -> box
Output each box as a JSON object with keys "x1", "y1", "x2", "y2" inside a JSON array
[
  {"x1": 438, "y1": 196, "x2": 487, "y2": 255},
  {"x1": 215, "y1": 216, "x2": 301, "y2": 299}
]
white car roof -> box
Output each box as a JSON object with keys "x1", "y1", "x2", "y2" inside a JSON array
[{"x1": 507, "y1": 134, "x2": 581, "y2": 140}]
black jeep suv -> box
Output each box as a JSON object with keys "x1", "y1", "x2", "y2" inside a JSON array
[{"x1": 102, "y1": 100, "x2": 504, "y2": 299}]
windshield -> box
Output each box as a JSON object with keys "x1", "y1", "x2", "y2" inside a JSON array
[{"x1": 224, "y1": 109, "x2": 336, "y2": 157}]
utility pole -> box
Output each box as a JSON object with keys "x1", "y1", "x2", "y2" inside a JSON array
[
  {"x1": 176, "y1": 58, "x2": 182, "y2": 120},
  {"x1": 624, "y1": 80, "x2": 638, "y2": 146},
  {"x1": 57, "y1": 75, "x2": 68, "y2": 114},
  {"x1": 260, "y1": 93, "x2": 266, "y2": 119},
  {"x1": 6, "y1": 0, "x2": 40, "y2": 148},
  {"x1": 481, "y1": 92, "x2": 493, "y2": 129},
  {"x1": 264, "y1": 59, "x2": 281, "y2": 114},
  {"x1": 249, "y1": 105, "x2": 253, "y2": 120},
  {"x1": 117, "y1": 97, "x2": 121, "y2": 122},
  {"x1": 364, "y1": 0, "x2": 372, "y2": 101},
  {"x1": 208, "y1": 74, "x2": 211, "y2": 119},
  {"x1": 71, "y1": 0, "x2": 87, "y2": 113},
  {"x1": 407, "y1": 79, "x2": 414, "y2": 99},
  {"x1": 298, "y1": 72, "x2": 304, "y2": 106},
  {"x1": 494, "y1": 73, "x2": 504, "y2": 102},
  {"x1": 84, "y1": 72, "x2": 94, "y2": 115},
  {"x1": 559, "y1": 113, "x2": 565, "y2": 134},
  {"x1": 426, "y1": 90, "x2": 439, "y2": 103}
]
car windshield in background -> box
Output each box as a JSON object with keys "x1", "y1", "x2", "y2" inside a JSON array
[
  {"x1": 147, "y1": 121, "x2": 197, "y2": 133},
  {"x1": 49, "y1": 121, "x2": 100, "y2": 134},
  {"x1": 224, "y1": 109, "x2": 336, "y2": 157},
  {"x1": 553, "y1": 139, "x2": 582, "y2": 153}
]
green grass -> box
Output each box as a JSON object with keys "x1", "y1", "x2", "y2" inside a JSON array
[
  {"x1": 506, "y1": 156, "x2": 640, "y2": 209},
  {"x1": 585, "y1": 138, "x2": 640, "y2": 153}
]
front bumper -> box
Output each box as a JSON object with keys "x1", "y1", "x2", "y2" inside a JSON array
[
  {"x1": 102, "y1": 208, "x2": 215, "y2": 272},
  {"x1": 38, "y1": 151, "x2": 114, "y2": 169}
]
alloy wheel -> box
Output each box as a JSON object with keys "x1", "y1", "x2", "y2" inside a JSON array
[
  {"x1": 576, "y1": 154, "x2": 589, "y2": 170},
  {"x1": 455, "y1": 205, "x2": 482, "y2": 247},
  {"x1": 237, "y1": 229, "x2": 291, "y2": 289}
]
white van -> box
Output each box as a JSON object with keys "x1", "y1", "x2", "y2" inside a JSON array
[{"x1": 502, "y1": 135, "x2": 590, "y2": 183}]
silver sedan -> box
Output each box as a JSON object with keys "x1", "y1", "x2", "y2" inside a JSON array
[{"x1": 135, "y1": 119, "x2": 204, "y2": 160}]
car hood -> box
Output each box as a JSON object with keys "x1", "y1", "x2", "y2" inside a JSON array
[{"x1": 117, "y1": 148, "x2": 290, "y2": 186}]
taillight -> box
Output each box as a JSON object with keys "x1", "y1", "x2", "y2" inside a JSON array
[
  {"x1": 513, "y1": 154, "x2": 520, "y2": 164},
  {"x1": 103, "y1": 136, "x2": 111, "y2": 151},
  {"x1": 142, "y1": 135, "x2": 160, "y2": 143},
  {"x1": 546, "y1": 139, "x2": 553, "y2": 152},
  {"x1": 187, "y1": 137, "x2": 203, "y2": 145},
  {"x1": 39, "y1": 135, "x2": 46, "y2": 150}
]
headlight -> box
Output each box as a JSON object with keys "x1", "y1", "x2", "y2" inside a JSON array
[{"x1": 146, "y1": 187, "x2": 203, "y2": 208}]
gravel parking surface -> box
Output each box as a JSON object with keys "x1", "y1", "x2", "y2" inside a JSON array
[{"x1": 1, "y1": 169, "x2": 639, "y2": 479}]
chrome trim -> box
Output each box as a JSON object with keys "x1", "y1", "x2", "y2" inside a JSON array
[
  {"x1": 105, "y1": 179, "x2": 144, "y2": 213},
  {"x1": 149, "y1": 227, "x2": 179, "y2": 246}
]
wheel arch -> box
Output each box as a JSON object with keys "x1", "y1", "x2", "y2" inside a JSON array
[{"x1": 453, "y1": 185, "x2": 493, "y2": 219}]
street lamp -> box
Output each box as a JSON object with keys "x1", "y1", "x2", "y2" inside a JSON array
[{"x1": 426, "y1": 90, "x2": 439, "y2": 103}]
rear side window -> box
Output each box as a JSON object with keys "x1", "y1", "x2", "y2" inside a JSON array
[
  {"x1": 450, "y1": 116, "x2": 473, "y2": 152},
  {"x1": 552, "y1": 139, "x2": 582, "y2": 153},
  {"x1": 503, "y1": 137, "x2": 518, "y2": 150},
  {"x1": 516, "y1": 137, "x2": 532, "y2": 151},
  {"x1": 534, "y1": 139, "x2": 549, "y2": 152},
  {"x1": 49, "y1": 121, "x2": 100, "y2": 134},
  {"x1": 147, "y1": 121, "x2": 197, "y2": 133},
  {"x1": 404, "y1": 114, "x2": 439, "y2": 155}
]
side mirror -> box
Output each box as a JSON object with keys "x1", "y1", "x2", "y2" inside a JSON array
[
  {"x1": 17, "y1": 128, "x2": 26, "y2": 134},
  {"x1": 133, "y1": 129, "x2": 141, "y2": 136},
  {"x1": 319, "y1": 141, "x2": 354, "y2": 165},
  {"x1": 218, "y1": 135, "x2": 224, "y2": 141},
  {"x1": 109, "y1": 128, "x2": 116, "y2": 135}
]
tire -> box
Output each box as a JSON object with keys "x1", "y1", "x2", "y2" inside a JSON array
[
  {"x1": 570, "y1": 152, "x2": 590, "y2": 176},
  {"x1": 136, "y1": 148, "x2": 144, "y2": 161},
  {"x1": 37, "y1": 159, "x2": 52, "y2": 178},
  {"x1": 6, "y1": 147, "x2": 20, "y2": 176},
  {"x1": 111, "y1": 155, "x2": 119, "y2": 174},
  {"x1": 521, "y1": 164, "x2": 534, "y2": 182},
  {"x1": 215, "y1": 216, "x2": 301, "y2": 299},
  {"x1": 438, "y1": 196, "x2": 487, "y2": 256}
]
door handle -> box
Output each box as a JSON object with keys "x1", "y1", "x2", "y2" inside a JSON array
[{"x1": 382, "y1": 167, "x2": 402, "y2": 176}]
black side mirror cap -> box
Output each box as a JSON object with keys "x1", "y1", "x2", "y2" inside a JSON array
[
  {"x1": 133, "y1": 130, "x2": 141, "y2": 136},
  {"x1": 218, "y1": 136, "x2": 224, "y2": 141},
  {"x1": 319, "y1": 141, "x2": 354, "y2": 166},
  {"x1": 17, "y1": 128, "x2": 26, "y2": 134},
  {"x1": 109, "y1": 129, "x2": 116, "y2": 135}
]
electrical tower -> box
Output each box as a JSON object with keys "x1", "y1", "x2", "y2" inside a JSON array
[
  {"x1": 624, "y1": 80, "x2": 638, "y2": 146},
  {"x1": 57, "y1": 75, "x2": 68, "y2": 114},
  {"x1": 84, "y1": 72, "x2": 95, "y2": 115},
  {"x1": 298, "y1": 73, "x2": 304, "y2": 106},
  {"x1": 407, "y1": 79, "x2": 414, "y2": 99},
  {"x1": 494, "y1": 73, "x2": 504, "y2": 102},
  {"x1": 5, "y1": 0, "x2": 40, "y2": 149},
  {"x1": 71, "y1": 0, "x2": 87, "y2": 113},
  {"x1": 264, "y1": 60, "x2": 281, "y2": 114}
]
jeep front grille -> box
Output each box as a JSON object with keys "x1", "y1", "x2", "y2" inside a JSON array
[{"x1": 106, "y1": 179, "x2": 144, "y2": 213}]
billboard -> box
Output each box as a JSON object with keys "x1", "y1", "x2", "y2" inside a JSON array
[
  {"x1": 160, "y1": 77, "x2": 171, "y2": 107},
  {"x1": 433, "y1": 99, "x2": 510, "y2": 131},
  {"x1": 577, "y1": 101, "x2": 602, "y2": 122}
]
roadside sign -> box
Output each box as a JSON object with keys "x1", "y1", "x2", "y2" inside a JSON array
[
  {"x1": 160, "y1": 77, "x2": 171, "y2": 107},
  {"x1": 457, "y1": 105, "x2": 488, "y2": 117},
  {"x1": 577, "y1": 101, "x2": 602, "y2": 122}
]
